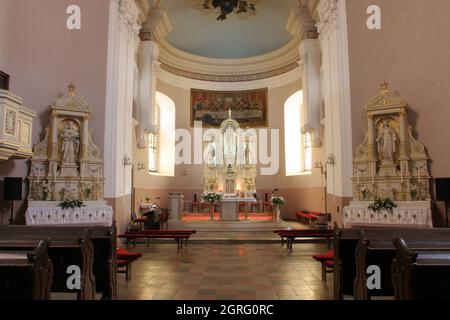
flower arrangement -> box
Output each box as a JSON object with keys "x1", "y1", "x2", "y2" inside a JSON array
[
  {"x1": 271, "y1": 196, "x2": 285, "y2": 207},
  {"x1": 84, "y1": 186, "x2": 92, "y2": 199},
  {"x1": 58, "y1": 198, "x2": 85, "y2": 210},
  {"x1": 368, "y1": 198, "x2": 397, "y2": 212},
  {"x1": 202, "y1": 192, "x2": 222, "y2": 203}
]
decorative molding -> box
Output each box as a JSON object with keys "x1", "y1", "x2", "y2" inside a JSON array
[
  {"x1": 160, "y1": 62, "x2": 300, "y2": 83},
  {"x1": 157, "y1": 64, "x2": 302, "y2": 91},
  {"x1": 118, "y1": 0, "x2": 141, "y2": 40},
  {"x1": 315, "y1": 0, "x2": 338, "y2": 42},
  {"x1": 286, "y1": 6, "x2": 319, "y2": 40},
  {"x1": 158, "y1": 37, "x2": 301, "y2": 78},
  {"x1": 139, "y1": 7, "x2": 172, "y2": 41}
]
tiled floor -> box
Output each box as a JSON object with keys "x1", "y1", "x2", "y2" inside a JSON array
[{"x1": 116, "y1": 242, "x2": 333, "y2": 300}]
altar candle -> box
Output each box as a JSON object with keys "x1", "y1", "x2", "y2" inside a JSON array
[
  {"x1": 356, "y1": 170, "x2": 360, "y2": 184},
  {"x1": 417, "y1": 168, "x2": 421, "y2": 184},
  {"x1": 97, "y1": 170, "x2": 100, "y2": 184},
  {"x1": 400, "y1": 165, "x2": 404, "y2": 184}
]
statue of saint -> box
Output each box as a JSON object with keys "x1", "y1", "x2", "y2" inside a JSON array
[
  {"x1": 224, "y1": 128, "x2": 236, "y2": 165},
  {"x1": 61, "y1": 121, "x2": 79, "y2": 164},
  {"x1": 205, "y1": 138, "x2": 217, "y2": 166},
  {"x1": 244, "y1": 137, "x2": 253, "y2": 165},
  {"x1": 377, "y1": 120, "x2": 397, "y2": 162}
]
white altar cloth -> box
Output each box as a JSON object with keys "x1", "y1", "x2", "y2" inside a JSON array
[
  {"x1": 25, "y1": 205, "x2": 114, "y2": 226},
  {"x1": 343, "y1": 201, "x2": 433, "y2": 228}
]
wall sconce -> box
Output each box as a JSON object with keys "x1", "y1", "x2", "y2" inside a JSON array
[
  {"x1": 137, "y1": 162, "x2": 146, "y2": 170},
  {"x1": 123, "y1": 155, "x2": 132, "y2": 166},
  {"x1": 327, "y1": 154, "x2": 336, "y2": 166}
]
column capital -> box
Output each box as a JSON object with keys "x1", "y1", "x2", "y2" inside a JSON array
[
  {"x1": 118, "y1": 0, "x2": 141, "y2": 40},
  {"x1": 286, "y1": 6, "x2": 318, "y2": 41},
  {"x1": 140, "y1": 7, "x2": 172, "y2": 42},
  {"x1": 315, "y1": 0, "x2": 339, "y2": 42}
]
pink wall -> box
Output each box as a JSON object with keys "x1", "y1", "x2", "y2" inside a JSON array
[
  {"x1": 346, "y1": 0, "x2": 450, "y2": 225},
  {"x1": 0, "y1": 0, "x2": 110, "y2": 223}
]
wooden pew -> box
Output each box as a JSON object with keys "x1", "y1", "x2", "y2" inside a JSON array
[
  {"x1": 0, "y1": 239, "x2": 52, "y2": 300},
  {"x1": 392, "y1": 236, "x2": 450, "y2": 300},
  {"x1": 353, "y1": 228, "x2": 450, "y2": 300},
  {"x1": 0, "y1": 225, "x2": 116, "y2": 300},
  {"x1": 118, "y1": 233, "x2": 191, "y2": 252},
  {"x1": 0, "y1": 227, "x2": 96, "y2": 300},
  {"x1": 333, "y1": 224, "x2": 358, "y2": 300},
  {"x1": 124, "y1": 230, "x2": 196, "y2": 247},
  {"x1": 274, "y1": 229, "x2": 333, "y2": 252}
]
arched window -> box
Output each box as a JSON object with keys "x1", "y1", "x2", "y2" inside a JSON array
[
  {"x1": 148, "y1": 92, "x2": 175, "y2": 176},
  {"x1": 284, "y1": 91, "x2": 311, "y2": 176}
]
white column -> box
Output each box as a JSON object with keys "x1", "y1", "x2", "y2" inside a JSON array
[
  {"x1": 136, "y1": 40, "x2": 159, "y2": 148},
  {"x1": 299, "y1": 39, "x2": 322, "y2": 147},
  {"x1": 104, "y1": 0, "x2": 140, "y2": 200},
  {"x1": 316, "y1": 0, "x2": 353, "y2": 201}
]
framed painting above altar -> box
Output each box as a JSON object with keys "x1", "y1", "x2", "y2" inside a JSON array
[{"x1": 190, "y1": 88, "x2": 268, "y2": 128}]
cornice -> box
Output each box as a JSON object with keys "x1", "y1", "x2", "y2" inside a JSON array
[{"x1": 158, "y1": 36, "x2": 301, "y2": 78}]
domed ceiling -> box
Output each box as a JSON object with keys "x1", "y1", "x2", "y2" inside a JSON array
[{"x1": 158, "y1": 0, "x2": 298, "y2": 59}]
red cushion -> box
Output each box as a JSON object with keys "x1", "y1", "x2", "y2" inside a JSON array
[
  {"x1": 312, "y1": 250, "x2": 334, "y2": 262},
  {"x1": 324, "y1": 260, "x2": 334, "y2": 268},
  {"x1": 117, "y1": 259, "x2": 130, "y2": 267},
  {"x1": 117, "y1": 248, "x2": 143, "y2": 261}
]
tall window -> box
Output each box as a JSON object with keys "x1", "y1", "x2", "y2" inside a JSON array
[
  {"x1": 284, "y1": 90, "x2": 311, "y2": 176},
  {"x1": 148, "y1": 92, "x2": 175, "y2": 176},
  {"x1": 304, "y1": 132, "x2": 313, "y2": 172},
  {"x1": 148, "y1": 132, "x2": 158, "y2": 173}
]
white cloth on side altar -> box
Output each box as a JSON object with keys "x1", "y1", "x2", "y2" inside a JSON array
[{"x1": 25, "y1": 205, "x2": 114, "y2": 226}]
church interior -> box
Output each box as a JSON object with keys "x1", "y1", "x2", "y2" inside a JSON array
[{"x1": 1, "y1": 0, "x2": 450, "y2": 303}]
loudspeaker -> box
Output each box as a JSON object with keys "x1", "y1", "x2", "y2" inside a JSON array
[
  {"x1": 3, "y1": 177, "x2": 22, "y2": 201},
  {"x1": 436, "y1": 178, "x2": 450, "y2": 201}
]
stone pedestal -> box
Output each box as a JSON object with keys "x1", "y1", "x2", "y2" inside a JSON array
[
  {"x1": 220, "y1": 201, "x2": 239, "y2": 221},
  {"x1": 168, "y1": 192, "x2": 184, "y2": 220}
]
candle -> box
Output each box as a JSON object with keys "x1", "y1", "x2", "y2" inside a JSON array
[
  {"x1": 400, "y1": 165, "x2": 404, "y2": 184},
  {"x1": 356, "y1": 170, "x2": 360, "y2": 184},
  {"x1": 37, "y1": 169, "x2": 41, "y2": 184},
  {"x1": 417, "y1": 168, "x2": 421, "y2": 184},
  {"x1": 371, "y1": 166, "x2": 375, "y2": 184},
  {"x1": 97, "y1": 170, "x2": 100, "y2": 184}
]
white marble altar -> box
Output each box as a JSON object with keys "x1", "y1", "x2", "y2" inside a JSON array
[
  {"x1": 28, "y1": 84, "x2": 104, "y2": 203},
  {"x1": 344, "y1": 83, "x2": 433, "y2": 228},
  {"x1": 220, "y1": 196, "x2": 257, "y2": 221}
]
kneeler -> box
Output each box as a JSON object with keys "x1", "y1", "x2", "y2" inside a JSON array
[{"x1": 117, "y1": 248, "x2": 143, "y2": 281}]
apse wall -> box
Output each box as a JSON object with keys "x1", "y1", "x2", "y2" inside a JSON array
[
  {"x1": 0, "y1": 0, "x2": 110, "y2": 224},
  {"x1": 346, "y1": 0, "x2": 450, "y2": 226},
  {"x1": 133, "y1": 79, "x2": 326, "y2": 219}
]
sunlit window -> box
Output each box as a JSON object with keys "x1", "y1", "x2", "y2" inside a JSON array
[
  {"x1": 304, "y1": 132, "x2": 313, "y2": 172},
  {"x1": 148, "y1": 133, "x2": 158, "y2": 173},
  {"x1": 148, "y1": 92, "x2": 175, "y2": 177},
  {"x1": 284, "y1": 91, "x2": 311, "y2": 176}
]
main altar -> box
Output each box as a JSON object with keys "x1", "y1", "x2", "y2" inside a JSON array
[
  {"x1": 343, "y1": 82, "x2": 433, "y2": 228},
  {"x1": 203, "y1": 110, "x2": 257, "y2": 221}
]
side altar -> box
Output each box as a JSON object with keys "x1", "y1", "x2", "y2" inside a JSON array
[
  {"x1": 27, "y1": 84, "x2": 105, "y2": 206},
  {"x1": 343, "y1": 82, "x2": 433, "y2": 228}
]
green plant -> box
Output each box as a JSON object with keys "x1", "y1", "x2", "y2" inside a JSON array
[
  {"x1": 360, "y1": 186, "x2": 370, "y2": 200},
  {"x1": 58, "y1": 198, "x2": 85, "y2": 210},
  {"x1": 368, "y1": 198, "x2": 397, "y2": 212},
  {"x1": 271, "y1": 196, "x2": 285, "y2": 207},
  {"x1": 410, "y1": 184, "x2": 418, "y2": 200},
  {"x1": 202, "y1": 192, "x2": 222, "y2": 203}
]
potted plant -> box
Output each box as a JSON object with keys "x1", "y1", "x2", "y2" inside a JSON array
[
  {"x1": 202, "y1": 192, "x2": 222, "y2": 221},
  {"x1": 271, "y1": 196, "x2": 285, "y2": 222}
]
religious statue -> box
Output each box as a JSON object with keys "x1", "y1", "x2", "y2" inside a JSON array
[
  {"x1": 243, "y1": 137, "x2": 253, "y2": 165},
  {"x1": 224, "y1": 128, "x2": 237, "y2": 165},
  {"x1": 376, "y1": 120, "x2": 397, "y2": 162},
  {"x1": 60, "y1": 121, "x2": 79, "y2": 164},
  {"x1": 205, "y1": 138, "x2": 217, "y2": 166}
]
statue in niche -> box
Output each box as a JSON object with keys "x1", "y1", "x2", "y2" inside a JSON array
[
  {"x1": 224, "y1": 128, "x2": 237, "y2": 165},
  {"x1": 205, "y1": 137, "x2": 217, "y2": 166},
  {"x1": 60, "y1": 121, "x2": 79, "y2": 164},
  {"x1": 244, "y1": 136, "x2": 253, "y2": 165},
  {"x1": 376, "y1": 120, "x2": 397, "y2": 162}
]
